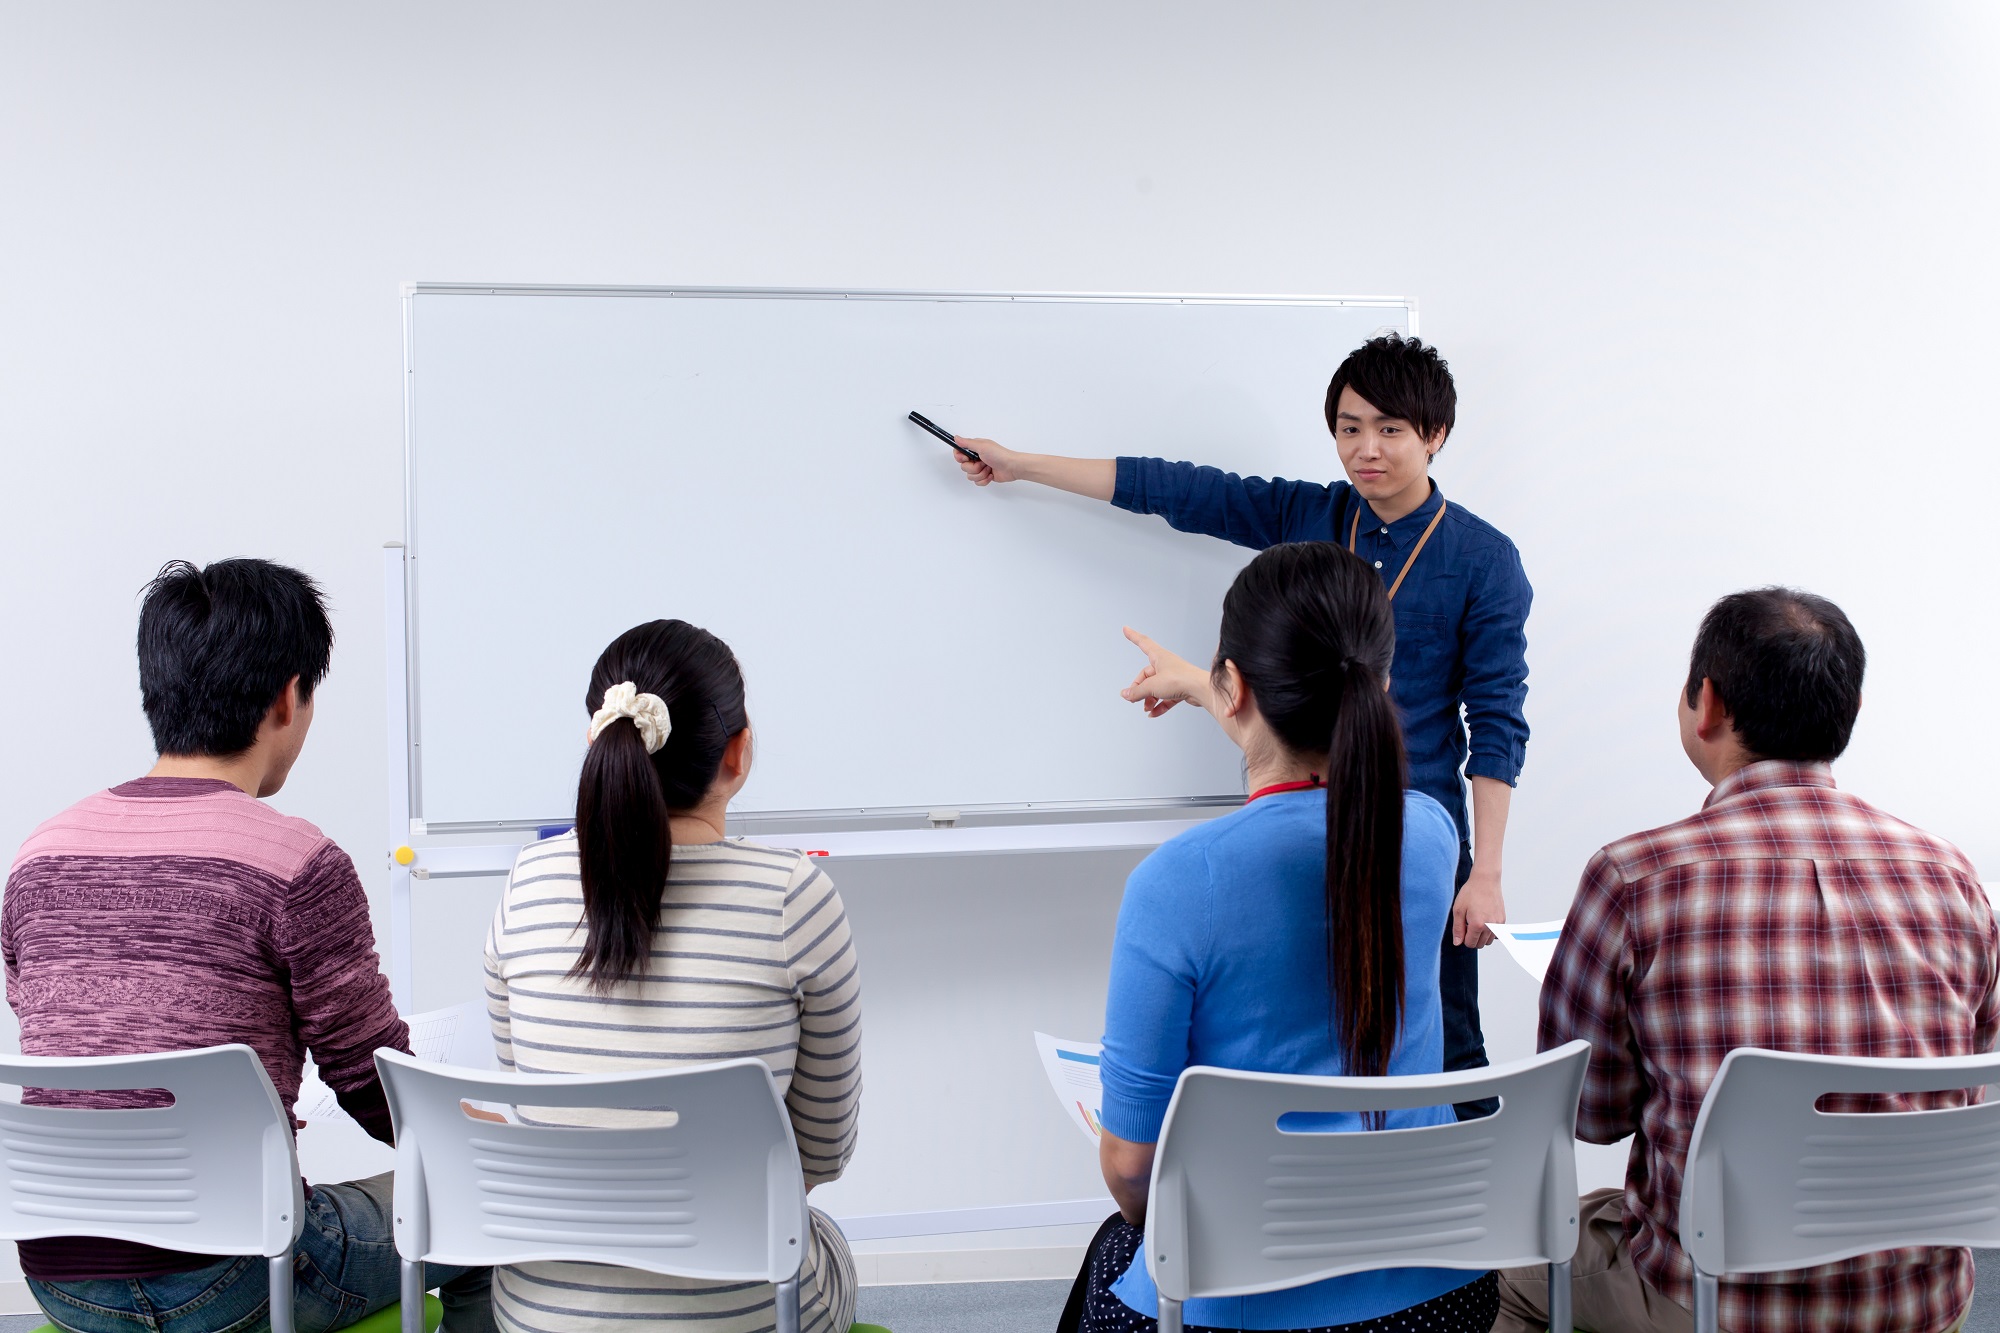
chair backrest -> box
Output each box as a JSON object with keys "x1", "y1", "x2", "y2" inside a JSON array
[
  {"x1": 1681, "y1": 1046, "x2": 2000, "y2": 1277},
  {"x1": 0, "y1": 1044, "x2": 304, "y2": 1259},
  {"x1": 376, "y1": 1050, "x2": 807, "y2": 1284},
  {"x1": 1146, "y1": 1041, "x2": 1590, "y2": 1304}
]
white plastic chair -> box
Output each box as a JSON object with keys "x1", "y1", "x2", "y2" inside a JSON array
[
  {"x1": 0, "y1": 1045, "x2": 306, "y2": 1333},
  {"x1": 1146, "y1": 1041, "x2": 1590, "y2": 1333},
  {"x1": 376, "y1": 1050, "x2": 810, "y2": 1333},
  {"x1": 1681, "y1": 1047, "x2": 2000, "y2": 1333}
]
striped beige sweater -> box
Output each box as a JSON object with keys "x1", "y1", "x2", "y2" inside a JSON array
[{"x1": 483, "y1": 833, "x2": 861, "y2": 1333}]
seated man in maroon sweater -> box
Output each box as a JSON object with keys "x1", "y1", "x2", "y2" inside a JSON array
[{"x1": 4, "y1": 559, "x2": 493, "y2": 1333}]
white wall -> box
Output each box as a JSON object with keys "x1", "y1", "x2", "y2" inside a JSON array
[{"x1": 2, "y1": 0, "x2": 1998, "y2": 1289}]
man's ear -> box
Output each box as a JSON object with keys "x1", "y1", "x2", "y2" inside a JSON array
[
  {"x1": 1695, "y1": 678, "x2": 1734, "y2": 740},
  {"x1": 268, "y1": 676, "x2": 302, "y2": 730},
  {"x1": 1424, "y1": 429, "x2": 1448, "y2": 460}
]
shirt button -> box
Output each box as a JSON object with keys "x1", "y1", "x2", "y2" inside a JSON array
[
  {"x1": 1374, "y1": 560, "x2": 1384, "y2": 569},
  {"x1": 1380, "y1": 526, "x2": 1389, "y2": 534}
]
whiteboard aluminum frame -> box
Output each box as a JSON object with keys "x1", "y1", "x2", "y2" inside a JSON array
[{"x1": 397, "y1": 283, "x2": 1418, "y2": 834}]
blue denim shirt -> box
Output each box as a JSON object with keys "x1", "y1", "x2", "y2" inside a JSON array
[{"x1": 1113, "y1": 457, "x2": 1532, "y2": 839}]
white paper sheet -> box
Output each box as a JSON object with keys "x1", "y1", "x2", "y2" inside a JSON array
[
  {"x1": 298, "y1": 999, "x2": 490, "y2": 1119},
  {"x1": 1035, "y1": 1031, "x2": 1105, "y2": 1142},
  {"x1": 1491, "y1": 919, "x2": 1566, "y2": 984}
]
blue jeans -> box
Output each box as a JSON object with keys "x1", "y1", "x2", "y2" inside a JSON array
[
  {"x1": 28, "y1": 1174, "x2": 494, "y2": 1333},
  {"x1": 1441, "y1": 838, "x2": 1497, "y2": 1121}
]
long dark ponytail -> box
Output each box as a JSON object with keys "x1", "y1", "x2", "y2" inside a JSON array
[
  {"x1": 572, "y1": 620, "x2": 748, "y2": 992},
  {"x1": 1215, "y1": 544, "x2": 1407, "y2": 1079}
]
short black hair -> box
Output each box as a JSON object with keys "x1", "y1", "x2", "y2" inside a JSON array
[
  {"x1": 1685, "y1": 588, "x2": 1865, "y2": 763},
  {"x1": 137, "y1": 558, "x2": 334, "y2": 757},
  {"x1": 1324, "y1": 333, "x2": 1457, "y2": 446}
]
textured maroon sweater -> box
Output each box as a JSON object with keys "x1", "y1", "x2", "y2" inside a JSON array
[{"x1": 2, "y1": 777, "x2": 411, "y2": 1280}]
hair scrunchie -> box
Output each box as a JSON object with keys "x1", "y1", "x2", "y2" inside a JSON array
[{"x1": 587, "y1": 681, "x2": 673, "y2": 754}]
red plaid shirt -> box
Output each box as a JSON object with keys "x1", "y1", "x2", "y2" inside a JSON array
[{"x1": 1541, "y1": 761, "x2": 1998, "y2": 1333}]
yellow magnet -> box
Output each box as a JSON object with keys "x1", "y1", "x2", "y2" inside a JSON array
[{"x1": 394, "y1": 846, "x2": 416, "y2": 866}]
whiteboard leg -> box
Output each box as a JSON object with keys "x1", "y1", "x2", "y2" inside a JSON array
[{"x1": 389, "y1": 861, "x2": 414, "y2": 1012}]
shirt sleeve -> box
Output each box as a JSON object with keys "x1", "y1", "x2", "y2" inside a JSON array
[
  {"x1": 1112, "y1": 456, "x2": 1332, "y2": 549},
  {"x1": 784, "y1": 857, "x2": 861, "y2": 1187},
  {"x1": 484, "y1": 891, "x2": 515, "y2": 1072},
  {"x1": 1538, "y1": 850, "x2": 1644, "y2": 1144},
  {"x1": 1098, "y1": 841, "x2": 1210, "y2": 1143},
  {"x1": 2, "y1": 875, "x2": 19, "y2": 1022},
  {"x1": 1969, "y1": 879, "x2": 2000, "y2": 1055},
  {"x1": 1459, "y1": 535, "x2": 1533, "y2": 785},
  {"x1": 278, "y1": 843, "x2": 411, "y2": 1145}
]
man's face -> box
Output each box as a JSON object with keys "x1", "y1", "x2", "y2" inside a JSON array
[{"x1": 1331, "y1": 386, "x2": 1443, "y2": 505}]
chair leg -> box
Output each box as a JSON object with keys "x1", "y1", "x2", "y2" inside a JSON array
[
  {"x1": 402, "y1": 1257, "x2": 426, "y2": 1333},
  {"x1": 774, "y1": 1276, "x2": 800, "y2": 1333},
  {"x1": 1545, "y1": 1259, "x2": 1572, "y2": 1333},
  {"x1": 1158, "y1": 1295, "x2": 1183, "y2": 1333},
  {"x1": 1693, "y1": 1268, "x2": 1719, "y2": 1333},
  {"x1": 268, "y1": 1255, "x2": 295, "y2": 1333}
]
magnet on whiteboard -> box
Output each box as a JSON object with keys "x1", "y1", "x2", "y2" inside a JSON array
[{"x1": 394, "y1": 846, "x2": 417, "y2": 866}]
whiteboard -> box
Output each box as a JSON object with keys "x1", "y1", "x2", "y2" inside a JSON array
[{"x1": 405, "y1": 287, "x2": 1411, "y2": 828}]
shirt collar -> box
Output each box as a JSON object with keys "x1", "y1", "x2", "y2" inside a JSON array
[
  {"x1": 110, "y1": 776, "x2": 244, "y2": 799},
  {"x1": 1358, "y1": 481, "x2": 1445, "y2": 550},
  {"x1": 1703, "y1": 758, "x2": 1837, "y2": 809}
]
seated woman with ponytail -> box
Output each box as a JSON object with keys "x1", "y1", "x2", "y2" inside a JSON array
[
  {"x1": 482, "y1": 620, "x2": 861, "y2": 1333},
  {"x1": 1076, "y1": 544, "x2": 1494, "y2": 1333}
]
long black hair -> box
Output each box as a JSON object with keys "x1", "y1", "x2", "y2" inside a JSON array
[
  {"x1": 572, "y1": 620, "x2": 748, "y2": 992},
  {"x1": 1215, "y1": 543, "x2": 1407, "y2": 1078}
]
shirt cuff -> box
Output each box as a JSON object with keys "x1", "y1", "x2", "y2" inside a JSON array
[
  {"x1": 1464, "y1": 754, "x2": 1523, "y2": 786},
  {"x1": 1110, "y1": 457, "x2": 1144, "y2": 512},
  {"x1": 333, "y1": 1075, "x2": 397, "y2": 1146},
  {"x1": 1098, "y1": 1089, "x2": 1168, "y2": 1145}
]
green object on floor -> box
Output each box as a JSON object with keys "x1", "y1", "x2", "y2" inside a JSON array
[
  {"x1": 851, "y1": 1324, "x2": 894, "y2": 1332},
  {"x1": 346, "y1": 1295, "x2": 445, "y2": 1333}
]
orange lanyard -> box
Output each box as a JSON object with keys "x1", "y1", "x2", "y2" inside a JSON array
[{"x1": 1349, "y1": 498, "x2": 1448, "y2": 602}]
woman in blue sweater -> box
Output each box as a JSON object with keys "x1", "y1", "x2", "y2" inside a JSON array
[{"x1": 1082, "y1": 542, "x2": 1495, "y2": 1333}]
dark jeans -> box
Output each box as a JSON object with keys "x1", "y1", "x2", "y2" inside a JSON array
[
  {"x1": 1443, "y1": 838, "x2": 1496, "y2": 1121},
  {"x1": 1060, "y1": 1213, "x2": 1500, "y2": 1333},
  {"x1": 28, "y1": 1173, "x2": 494, "y2": 1333}
]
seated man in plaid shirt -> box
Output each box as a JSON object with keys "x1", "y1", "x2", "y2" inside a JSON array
[{"x1": 1496, "y1": 588, "x2": 1998, "y2": 1333}]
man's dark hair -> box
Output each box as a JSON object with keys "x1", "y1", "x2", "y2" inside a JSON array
[
  {"x1": 1685, "y1": 588, "x2": 1865, "y2": 763},
  {"x1": 137, "y1": 558, "x2": 334, "y2": 756},
  {"x1": 1324, "y1": 333, "x2": 1457, "y2": 445}
]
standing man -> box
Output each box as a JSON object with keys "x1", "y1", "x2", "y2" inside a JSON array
[{"x1": 954, "y1": 334, "x2": 1530, "y2": 1118}]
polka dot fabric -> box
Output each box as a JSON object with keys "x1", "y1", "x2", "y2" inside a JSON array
[{"x1": 1080, "y1": 1220, "x2": 1499, "y2": 1333}]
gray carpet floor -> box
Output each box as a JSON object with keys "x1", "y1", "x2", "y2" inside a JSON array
[
  {"x1": 4, "y1": 1255, "x2": 1998, "y2": 1332},
  {"x1": 852, "y1": 1253, "x2": 2000, "y2": 1332}
]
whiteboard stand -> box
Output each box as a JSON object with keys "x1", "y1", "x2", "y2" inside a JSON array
[{"x1": 384, "y1": 542, "x2": 417, "y2": 1011}]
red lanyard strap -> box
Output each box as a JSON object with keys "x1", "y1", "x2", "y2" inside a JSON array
[{"x1": 1247, "y1": 776, "x2": 1322, "y2": 803}]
